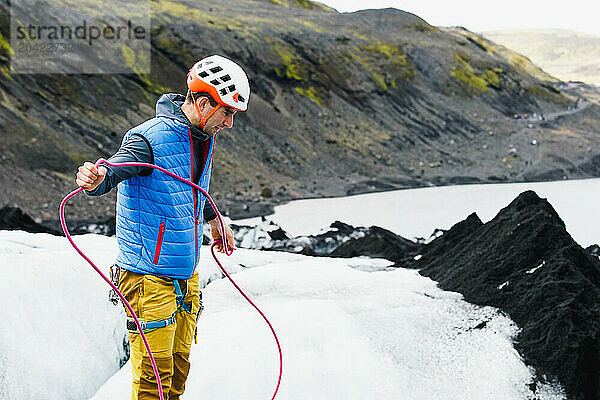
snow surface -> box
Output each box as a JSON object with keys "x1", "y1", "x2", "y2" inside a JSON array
[
  {"x1": 2, "y1": 180, "x2": 584, "y2": 399},
  {"x1": 92, "y1": 247, "x2": 565, "y2": 400},
  {"x1": 235, "y1": 178, "x2": 600, "y2": 247},
  {"x1": 0, "y1": 231, "x2": 126, "y2": 400}
]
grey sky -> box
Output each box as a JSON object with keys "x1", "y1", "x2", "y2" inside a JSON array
[{"x1": 318, "y1": 0, "x2": 600, "y2": 36}]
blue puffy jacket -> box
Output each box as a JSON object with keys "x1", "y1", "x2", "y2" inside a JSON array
[{"x1": 115, "y1": 102, "x2": 214, "y2": 279}]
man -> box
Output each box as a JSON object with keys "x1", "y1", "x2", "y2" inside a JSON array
[{"x1": 76, "y1": 54, "x2": 250, "y2": 399}]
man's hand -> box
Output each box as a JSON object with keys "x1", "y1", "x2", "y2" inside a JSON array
[
  {"x1": 76, "y1": 162, "x2": 107, "y2": 191},
  {"x1": 208, "y1": 218, "x2": 236, "y2": 253}
]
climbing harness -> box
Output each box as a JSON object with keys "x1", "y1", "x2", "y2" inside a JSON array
[
  {"x1": 60, "y1": 158, "x2": 282, "y2": 400},
  {"x1": 121, "y1": 276, "x2": 203, "y2": 333}
]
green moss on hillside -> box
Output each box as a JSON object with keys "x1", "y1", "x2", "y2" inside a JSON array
[
  {"x1": 0, "y1": 25, "x2": 12, "y2": 78},
  {"x1": 273, "y1": 44, "x2": 309, "y2": 81},
  {"x1": 272, "y1": 0, "x2": 312, "y2": 9},
  {"x1": 0, "y1": 65, "x2": 12, "y2": 80},
  {"x1": 153, "y1": 0, "x2": 273, "y2": 36},
  {"x1": 483, "y1": 69, "x2": 500, "y2": 88},
  {"x1": 155, "y1": 37, "x2": 177, "y2": 51},
  {"x1": 292, "y1": 19, "x2": 326, "y2": 32},
  {"x1": 360, "y1": 41, "x2": 410, "y2": 68},
  {"x1": 155, "y1": 25, "x2": 202, "y2": 66},
  {"x1": 452, "y1": 53, "x2": 486, "y2": 91},
  {"x1": 414, "y1": 22, "x2": 436, "y2": 32},
  {"x1": 270, "y1": 0, "x2": 332, "y2": 10},
  {"x1": 372, "y1": 73, "x2": 388, "y2": 91},
  {"x1": 451, "y1": 53, "x2": 503, "y2": 94},
  {"x1": 161, "y1": 3, "x2": 229, "y2": 30},
  {"x1": 0, "y1": 32, "x2": 13, "y2": 56},
  {"x1": 506, "y1": 52, "x2": 557, "y2": 82},
  {"x1": 453, "y1": 69, "x2": 488, "y2": 92},
  {"x1": 121, "y1": 45, "x2": 167, "y2": 95},
  {"x1": 470, "y1": 36, "x2": 495, "y2": 54},
  {"x1": 527, "y1": 84, "x2": 570, "y2": 106},
  {"x1": 294, "y1": 0, "x2": 314, "y2": 9},
  {"x1": 153, "y1": 30, "x2": 194, "y2": 64},
  {"x1": 153, "y1": 0, "x2": 204, "y2": 21},
  {"x1": 295, "y1": 86, "x2": 324, "y2": 105},
  {"x1": 349, "y1": 40, "x2": 417, "y2": 90}
]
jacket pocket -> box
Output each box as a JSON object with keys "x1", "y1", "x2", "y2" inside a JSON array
[{"x1": 153, "y1": 221, "x2": 166, "y2": 265}]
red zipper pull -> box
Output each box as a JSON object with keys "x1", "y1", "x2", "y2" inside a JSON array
[{"x1": 153, "y1": 222, "x2": 166, "y2": 265}]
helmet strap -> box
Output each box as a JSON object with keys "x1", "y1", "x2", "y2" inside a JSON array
[{"x1": 191, "y1": 92, "x2": 221, "y2": 131}]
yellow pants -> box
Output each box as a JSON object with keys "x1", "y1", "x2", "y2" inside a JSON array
[{"x1": 118, "y1": 268, "x2": 201, "y2": 400}]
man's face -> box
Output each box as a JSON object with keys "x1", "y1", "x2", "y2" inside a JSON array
[{"x1": 203, "y1": 105, "x2": 236, "y2": 136}]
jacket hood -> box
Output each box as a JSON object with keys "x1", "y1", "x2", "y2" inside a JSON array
[{"x1": 155, "y1": 93, "x2": 209, "y2": 141}]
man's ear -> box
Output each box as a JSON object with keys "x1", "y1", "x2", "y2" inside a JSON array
[{"x1": 195, "y1": 96, "x2": 210, "y2": 110}]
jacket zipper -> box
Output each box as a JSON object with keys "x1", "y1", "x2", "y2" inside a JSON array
[
  {"x1": 189, "y1": 127, "x2": 199, "y2": 266},
  {"x1": 153, "y1": 222, "x2": 166, "y2": 265}
]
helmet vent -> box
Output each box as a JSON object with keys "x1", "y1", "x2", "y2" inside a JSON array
[{"x1": 188, "y1": 55, "x2": 250, "y2": 110}]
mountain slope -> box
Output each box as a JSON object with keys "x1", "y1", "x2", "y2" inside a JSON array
[{"x1": 0, "y1": 0, "x2": 599, "y2": 220}]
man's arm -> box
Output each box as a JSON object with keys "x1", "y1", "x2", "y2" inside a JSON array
[
  {"x1": 77, "y1": 133, "x2": 226, "y2": 228},
  {"x1": 203, "y1": 200, "x2": 216, "y2": 222},
  {"x1": 202, "y1": 196, "x2": 233, "y2": 253},
  {"x1": 79, "y1": 134, "x2": 154, "y2": 195},
  {"x1": 208, "y1": 216, "x2": 236, "y2": 253}
]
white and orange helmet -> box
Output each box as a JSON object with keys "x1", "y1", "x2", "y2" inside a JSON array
[{"x1": 187, "y1": 54, "x2": 250, "y2": 112}]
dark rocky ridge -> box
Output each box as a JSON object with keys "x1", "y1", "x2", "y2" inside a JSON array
[
  {"x1": 0, "y1": 205, "x2": 116, "y2": 236},
  {"x1": 0, "y1": 0, "x2": 599, "y2": 221},
  {"x1": 233, "y1": 219, "x2": 424, "y2": 262},
  {"x1": 411, "y1": 191, "x2": 600, "y2": 400},
  {"x1": 329, "y1": 224, "x2": 422, "y2": 264},
  {"x1": 0, "y1": 205, "x2": 62, "y2": 235}
]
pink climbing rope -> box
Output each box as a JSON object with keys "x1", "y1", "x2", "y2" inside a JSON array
[
  {"x1": 211, "y1": 240, "x2": 283, "y2": 399},
  {"x1": 59, "y1": 158, "x2": 282, "y2": 400}
]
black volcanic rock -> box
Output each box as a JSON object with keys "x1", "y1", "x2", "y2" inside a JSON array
[
  {"x1": 41, "y1": 215, "x2": 116, "y2": 236},
  {"x1": 253, "y1": 220, "x2": 366, "y2": 256},
  {"x1": 0, "y1": 205, "x2": 117, "y2": 236},
  {"x1": 234, "y1": 219, "x2": 421, "y2": 263},
  {"x1": 268, "y1": 227, "x2": 290, "y2": 241},
  {"x1": 330, "y1": 225, "x2": 422, "y2": 264},
  {"x1": 417, "y1": 212, "x2": 483, "y2": 268},
  {"x1": 413, "y1": 191, "x2": 600, "y2": 400},
  {"x1": 329, "y1": 221, "x2": 357, "y2": 235},
  {"x1": 0, "y1": 205, "x2": 62, "y2": 235},
  {"x1": 587, "y1": 244, "x2": 600, "y2": 258}
]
